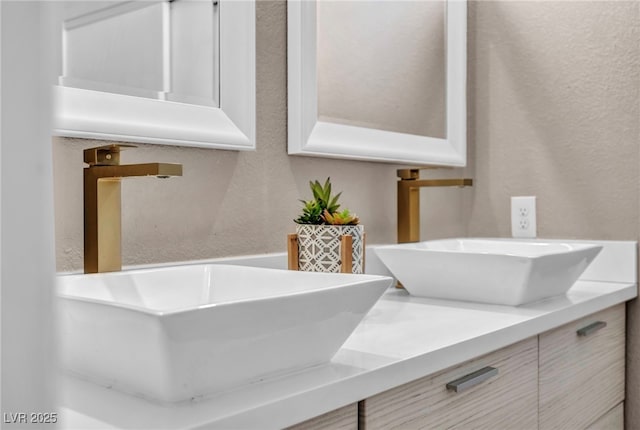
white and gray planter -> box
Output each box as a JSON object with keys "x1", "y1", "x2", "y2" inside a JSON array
[{"x1": 295, "y1": 224, "x2": 365, "y2": 274}]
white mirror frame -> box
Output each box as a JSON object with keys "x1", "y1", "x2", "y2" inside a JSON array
[
  {"x1": 53, "y1": 0, "x2": 256, "y2": 151},
  {"x1": 288, "y1": 0, "x2": 466, "y2": 166}
]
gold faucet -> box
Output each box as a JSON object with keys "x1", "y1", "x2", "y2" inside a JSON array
[
  {"x1": 83, "y1": 144, "x2": 183, "y2": 273},
  {"x1": 397, "y1": 168, "x2": 473, "y2": 243}
]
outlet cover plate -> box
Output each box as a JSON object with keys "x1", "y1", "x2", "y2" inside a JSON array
[{"x1": 511, "y1": 196, "x2": 537, "y2": 238}]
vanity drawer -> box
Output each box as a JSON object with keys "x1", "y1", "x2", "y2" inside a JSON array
[
  {"x1": 285, "y1": 403, "x2": 357, "y2": 430},
  {"x1": 359, "y1": 337, "x2": 538, "y2": 430},
  {"x1": 539, "y1": 304, "x2": 625, "y2": 430}
]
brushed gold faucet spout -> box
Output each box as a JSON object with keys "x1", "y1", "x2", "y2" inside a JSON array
[
  {"x1": 86, "y1": 163, "x2": 183, "y2": 180},
  {"x1": 83, "y1": 145, "x2": 182, "y2": 274},
  {"x1": 397, "y1": 168, "x2": 472, "y2": 244}
]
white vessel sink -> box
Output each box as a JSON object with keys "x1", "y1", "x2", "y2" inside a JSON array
[
  {"x1": 56, "y1": 264, "x2": 392, "y2": 403},
  {"x1": 375, "y1": 239, "x2": 602, "y2": 306}
]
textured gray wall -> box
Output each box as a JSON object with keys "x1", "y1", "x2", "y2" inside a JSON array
[{"x1": 466, "y1": 1, "x2": 640, "y2": 427}]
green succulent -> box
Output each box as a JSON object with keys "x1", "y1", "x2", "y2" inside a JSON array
[
  {"x1": 295, "y1": 200, "x2": 323, "y2": 224},
  {"x1": 294, "y1": 178, "x2": 360, "y2": 225},
  {"x1": 321, "y1": 209, "x2": 360, "y2": 226}
]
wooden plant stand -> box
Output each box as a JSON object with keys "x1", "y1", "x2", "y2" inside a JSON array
[{"x1": 287, "y1": 233, "x2": 365, "y2": 274}]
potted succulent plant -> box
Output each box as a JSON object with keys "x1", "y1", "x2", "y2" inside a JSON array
[{"x1": 293, "y1": 178, "x2": 364, "y2": 273}]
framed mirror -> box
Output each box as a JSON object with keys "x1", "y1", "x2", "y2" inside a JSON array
[
  {"x1": 52, "y1": 0, "x2": 255, "y2": 150},
  {"x1": 288, "y1": 0, "x2": 466, "y2": 166}
]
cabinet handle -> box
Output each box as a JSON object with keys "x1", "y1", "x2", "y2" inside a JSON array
[
  {"x1": 446, "y1": 366, "x2": 498, "y2": 393},
  {"x1": 576, "y1": 321, "x2": 607, "y2": 337}
]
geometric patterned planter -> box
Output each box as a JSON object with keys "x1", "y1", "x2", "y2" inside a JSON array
[{"x1": 295, "y1": 224, "x2": 365, "y2": 274}]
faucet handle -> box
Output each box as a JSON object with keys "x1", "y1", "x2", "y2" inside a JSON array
[
  {"x1": 397, "y1": 168, "x2": 421, "y2": 180},
  {"x1": 397, "y1": 166, "x2": 454, "y2": 180},
  {"x1": 84, "y1": 144, "x2": 137, "y2": 166}
]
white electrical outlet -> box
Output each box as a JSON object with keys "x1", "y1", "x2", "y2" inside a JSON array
[{"x1": 511, "y1": 196, "x2": 537, "y2": 238}]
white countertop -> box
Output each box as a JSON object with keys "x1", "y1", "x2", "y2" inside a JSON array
[
  {"x1": 59, "y1": 279, "x2": 636, "y2": 430},
  {"x1": 58, "y1": 239, "x2": 638, "y2": 429}
]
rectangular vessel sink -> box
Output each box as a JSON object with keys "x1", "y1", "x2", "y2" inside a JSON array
[
  {"x1": 56, "y1": 264, "x2": 392, "y2": 403},
  {"x1": 375, "y1": 239, "x2": 602, "y2": 306}
]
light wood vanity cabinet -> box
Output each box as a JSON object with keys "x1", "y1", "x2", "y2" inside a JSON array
[
  {"x1": 289, "y1": 305, "x2": 626, "y2": 430},
  {"x1": 539, "y1": 304, "x2": 625, "y2": 430},
  {"x1": 359, "y1": 337, "x2": 539, "y2": 430},
  {"x1": 285, "y1": 404, "x2": 357, "y2": 430}
]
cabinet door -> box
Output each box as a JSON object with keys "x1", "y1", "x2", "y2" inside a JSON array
[
  {"x1": 539, "y1": 304, "x2": 625, "y2": 430},
  {"x1": 285, "y1": 403, "x2": 357, "y2": 430},
  {"x1": 359, "y1": 337, "x2": 538, "y2": 430}
]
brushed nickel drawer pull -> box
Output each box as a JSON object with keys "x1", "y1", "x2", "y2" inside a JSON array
[
  {"x1": 577, "y1": 321, "x2": 607, "y2": 337},
  {"x1": 446, "y1": 366, "x2": 498, "y2": 393}
]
